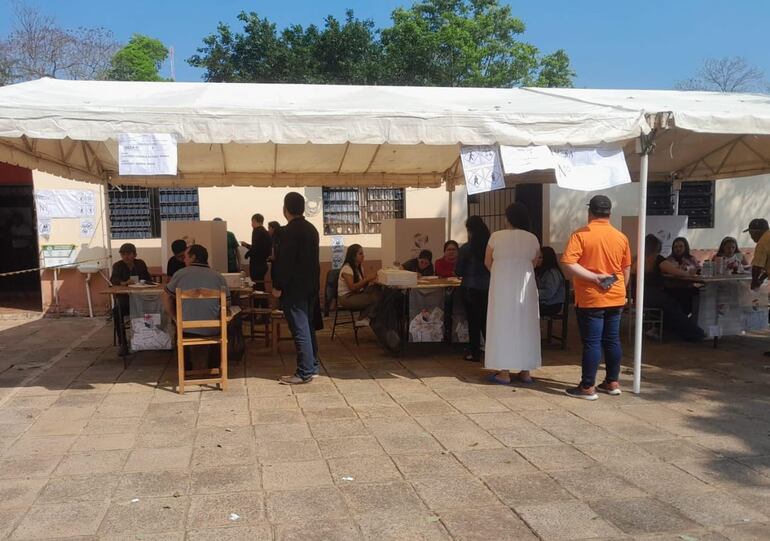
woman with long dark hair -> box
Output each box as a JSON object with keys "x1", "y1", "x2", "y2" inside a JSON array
[
  {"x1": 535, "y1": 246, "x2": 566, "y2": 316},
  {"x1": 337, "y1": 244, "x2": 380, "y2": 326},
  {"x1": 714, "y1": 236, "x2": 749, "y2": 272},
  {"x1": 484, "y1": 203, "x2": 542, "y2": 384},
  {"x1": 666, "y1": 236, "x2": 700, "y2": 315},
  {"x1": 456, "y1": 216, "x2": 491, "y2": 362}
]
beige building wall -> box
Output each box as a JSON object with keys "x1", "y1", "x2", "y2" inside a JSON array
[{"x1": 544, "y1": 174, "x2": 770, "y2": 254}]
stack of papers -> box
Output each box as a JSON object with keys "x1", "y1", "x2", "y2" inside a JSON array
[{"x1": 377, "y1": 269, "x2": 418, "y2": 287}]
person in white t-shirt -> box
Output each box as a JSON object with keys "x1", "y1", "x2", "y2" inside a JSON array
[{"x1": 337, "y1": 244, "x2": 381, "y2": 327}]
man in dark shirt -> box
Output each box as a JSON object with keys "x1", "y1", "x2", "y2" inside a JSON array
[
  {"x1": 241, "y1": 213, "x2": 272, "y2": 287},
  {"x1": 403, "y1": 249, "x2": 435, "y2": 277},
  {"x1": 109, "y1": 243, "x2": 153, "y2": 350},
  {"x1": 273, "y1": 192, "x2": 321, "y2": 384},
  {"x1": 166, "y1": 239, "x2": 187, "y2": 278}
]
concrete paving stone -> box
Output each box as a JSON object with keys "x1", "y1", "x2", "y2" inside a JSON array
[
  {"x1": 70, "y1": 432, "x2": 136, "y2": 452},
  {"x1": 27, "y1": 416, "x2": 89, "y2": 436},
  {"x1": 516, "y1": 444, "x2": 596, "y2": 471},
  {"x1": 10, "y1": 500, "x2": 110, "y2": 540},
  {"x1": 196, "y1": 412, "x2": 253, "y2": 428},
  {"x1": 135, "y1": 429, "x2": 196, "y2": 449},
  {"x1": 308, "y1": 418, "x2": 369, "y2": 439},
  {"x1": 191, "y1": 464, "x2": 260, "y2": 494},
  {"x1": 251, "y1": 409, "x2": 305, "y2": 425},
  {"x1": 187, "y1": 491, "x2": 265, "y2": 529},
  {"x1": 391, "y1": 452, "x2": 470, "y2": 479},
  {"x1": 341, "y1": 480, "x2": 426, "y2": 515},
  {"x1": 362, "y1": 417, "x2": 426, "y2": 437},
  {"x1": 445, "y1": 396, "x2": 510, "y2": 414},
  {"x1": 35, "y1": 405, "x2": 99, "y2": 423},
  {"x1": 0, "y1": 508, "x2": 27, "y2": 539},
  {"x1": 495, "y1": 394, "x2": 558, "y2": 412},
  {"x1": 574, "y1": 440, "x2": 659, "y2": 466},
  {"x1": 266, "y1": 486, "x2": 350, "y2": 522},
  {"x1": 548, "y1": 467, "x2": 647, "y2": 501},
  {"x1": 515, "y1": 500, "x2": 621, "y2": 540},
  {"x1": 0, "y1": 456, "x2": 62, "y2": 479},
  {"x1": 484, "y1": 472, "x2": 575, "y2": 506},
  {"x1": 114, "y1": 470, "x2": 191, "y2": 499},
  {"x1": 733, "y1": 487, "x2": 770, "y2": 516},
  {"x1": 454, "y1": 447, "x2": 537, "y2": 476},
  {"x1": 489, "y1": 426, "x2": 563, "y2": 448},
  {"x1": 412, "y1": 476, "x2": 502, "y2": 511},
  {"x1": 416, "y1": 414, "x2": 503, "y2": 451},
  {"x1": 0, "y1": 478, "x2": 47, "y2": 511},
  {"x1": 101, "y1": 532, "x2": 185, "y2": 541},
  {"x1": 4, "y1": 434, "x2": 77, "y2": 457},
  {"x1": 262, "y1": 459, "x2": 333, "y2": 490},
  {"x1": 0, "y1": 422, "x2": 34, "y2": 438},
  {"x1": 276, "y1": 519, "x2": 362, "y2": 541},
  {"x1": 693, "y1": 435, "x2": 769, "y2": 459},
  {"x1": 99, "y1": 496, "x2": 189, "y2": 535},
  {"x1": 318, "y1": 436, "x2": 385, "y2": 459},
  {"x1": 439, "y1": 506, "x2": 538, "y2": 541},
  {"x1": 36, "y1": 473, "x2": 119, "y2": 504},
  {"x1": 717, "y1": 522, "x2": 770, "y2": 540},
  {"x1": 253, "y1": 422, "x2": 313, "y2": 442},
  {"x1": 401, "y1": 400, "x2": 458, "y2": 416},
  {"x1": 257, "y1": 438, "x2": 321, "y2": 464},
  {"x1": 296, "y1": 392, "x2": 349, "y2": 410},
  {"x1": 352, "y1": 404, "x2": 408, "y2": 419},
  {"x1": 83, "y1": 415, "x2": 143, "y2": 435},
  {"x1": 638, "y1": 438, "x2": 721, "y2": 463},
  {"x1": 249, "y1": 395, "x2": 299, "y2": 411},
  {"x1": 123, "y1": 447, "x2": 193, "y2": 472},
  {"x1": 353, "y1": 509, "x2": 451, "y2": 540},
  {"x1": 675, "y1": 459, "x2": 768, "y2": 490},
  {"x1": 376, "y1": 434, "x2": 445, "y2": 455},
  {"x1": 191, "y1": 444, "x2": 255, "y2": 469},
  {"x1": 195, "y1": 426, "x2": 255, "y2": 447},
  {"x1": 303, "y1": 406, "x2": 359, "y2": 420},
  {"x1": 327, "y1": 455, "x2": 402, "y2": 484},
  {"x1": 660, "y1": 490, "x2": 768, "y2": 527},
  {"x1": 589, "y1": 497, "x2": 700, "y2": 535},
  {"x1": 187, "y1": 523, "x2": 274, "y2": 541},
  {"x1": 611, "y1": 462, "x2": 715, "y2": 497},
  {"x1": 736, "y1": 456, "x2": 770, "y2": 478}
]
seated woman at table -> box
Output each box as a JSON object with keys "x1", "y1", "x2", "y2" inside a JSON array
[
  {"x1": 714, "y1": 236, "x2": 750, "y2": 273},
  {"x1": 535, "y1": 246, "x2": 565, "y2": 317},
  {"x1": 337, "y1": 244, "x2": 381, "y2": 327},
  {"x1": 110, "y1": 243, "x2": 153, "y2": 286},
  {"x1": 665, "y1": 236, "x2": 701, "y2": 315},
  {"x1": 434, "y1": 241, "x2": 459, "y2": 278},
  {"x1": 643, "y1": 234, "x2": 705, "y2": 342},
  {"x1": 402, "y1": 249, "x2": 435, "y2": 277}
]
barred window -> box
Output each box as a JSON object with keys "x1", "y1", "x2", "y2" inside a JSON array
[
  {"x1": 322, "y1": 187, "x2": 405, "y2": 235},
  {"x1": 108, "y1": 186, "x2": 199, "y2": 239}
]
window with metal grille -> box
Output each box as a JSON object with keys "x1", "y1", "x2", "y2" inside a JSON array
[
  {"x1": 322, "y1": 187, "x2": 405, "y2": 235},
  {"x1": 108, "y1": 186, "x2": 199, "y2": 239},
  {"x1": 678, "y1": 181, "x2": 715, "y2": 229},
  {"x1": 646, "y1": 181, "x2": 675, "y2": 215},
  {"x1": 466, "y1": 187, "x2": 517, "y2": 233}
]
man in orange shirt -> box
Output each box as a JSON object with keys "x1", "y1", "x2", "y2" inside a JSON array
[{"x1": 561, "y1": 195, "x2": 632, "y2": 400}]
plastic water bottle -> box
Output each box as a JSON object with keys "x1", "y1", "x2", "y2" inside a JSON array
[{"x1": 702, "y1": 260, "x2": 714, "y2": 278}]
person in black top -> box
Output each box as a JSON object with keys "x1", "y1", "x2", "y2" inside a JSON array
[
  {"x1": 403, "y1": 249, "x2": 435, "y2": 276},
  {"x1": 456, "y1": 216, "x2": 491, "y2": 362},
  {"x1": 110, "y1": 243, "x2": 153, "y2": 350},
  {"x1": 273, "y1": 193, "x2": 321, "y2": 384},
  {"x1": 241, "y1": 213, "x2": 272, "y2": 287},
  {"x1": 166, "y1": 239, "x2": 187, "y2": 278}
]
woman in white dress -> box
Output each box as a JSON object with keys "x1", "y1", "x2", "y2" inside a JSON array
[{"x1": 484, "y1": 203, "x2": 542, "y2": 384}]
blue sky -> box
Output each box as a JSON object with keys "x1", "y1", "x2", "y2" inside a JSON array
[{"x1": 1, "y1": 0, "x2": 769, "y2": 89}]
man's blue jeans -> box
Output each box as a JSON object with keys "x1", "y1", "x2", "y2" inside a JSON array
[
  {"x1": 280, "y1": 295, "x2": 319, "y2": 380},
  {"x1": 575, "y1": 306, "x2": 623, "y2": 388}
]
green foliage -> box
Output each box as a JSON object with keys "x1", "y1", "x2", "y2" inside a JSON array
[
  {"x1": 106, "y1": 34, "x2": 168, "y2": 81},
  {"x1": 188, "y1": 0, "x2": 574, "y2": 88}
]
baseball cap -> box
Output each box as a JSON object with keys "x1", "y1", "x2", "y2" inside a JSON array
[
  {"x1": 588, "y1": 195, "x2": 612, "y2": 214},
  {"x1": 118, "y1": 243, "x2": 136, "y2": 254},
  {"x1": 743, "y1": 218, "x2": 769, "y2": 232}
]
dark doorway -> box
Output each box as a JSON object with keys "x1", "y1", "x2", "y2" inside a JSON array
[
  {"x1": 0, "y1": 163, "x2": 42, "y2": 312},
  {"x1": 514, "y1": 184, "x2": 543, "y2": 242},
  {"x1": 466, "y1": 183, "x2": 543, "y2": 241}
]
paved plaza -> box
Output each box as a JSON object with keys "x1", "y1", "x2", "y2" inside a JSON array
[{"x1": 0, "y1": 316, "x2": 768, "y2": 540}]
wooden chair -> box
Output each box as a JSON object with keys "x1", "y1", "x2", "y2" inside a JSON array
[
  {"x1": 271, "y1": 310, "x2": 293, "y2": 354},
  {"x1": 240, "y1": 291, "x2": 273, "y2": 345},
  {"x1": 175, "y1": 287, "x2": 228, "y2": 394},
  {"x1": 541, "y1": 280, "x2": 571, "y2": 349}
]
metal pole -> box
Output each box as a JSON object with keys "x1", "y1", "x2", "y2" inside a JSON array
[
  {"x1": 633, "y1": 152, "x2": 650, "y2": 394},
  {"x1": 447, "y1": 188, "x2": 453, "y2": 240}
]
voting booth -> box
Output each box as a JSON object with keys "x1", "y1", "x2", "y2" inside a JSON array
[
  {"x1": 380, "y1": 218, "x2": 446, "y2": 268},
  {"x1": 161, "y1": 220, "x2": 228, "y2": 273}
]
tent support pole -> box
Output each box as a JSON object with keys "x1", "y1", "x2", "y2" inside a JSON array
[
  {"x1": 447, "y1": 188, "x2": 453, "y2": 240},
  {"x1": 633, "y1": 151, "x2": 650, "y2": 394}
]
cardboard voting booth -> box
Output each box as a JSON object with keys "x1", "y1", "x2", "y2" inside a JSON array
[
  {"x1": 161, "y1": 220, "x2": 228, "y2": 273},
  {"x1": 380, "y1": 218, "x2": 446, "y2": 268}
]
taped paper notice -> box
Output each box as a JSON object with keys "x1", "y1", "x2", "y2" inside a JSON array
[
  {"x1": 500, "y1": 145, "x2": 556, "y2": 174},
  {"x1": 36, "y1": 190, "x2": 96, "y2": 218},
  {"x1": 119, "y1": 133, "x2": 178, "y2": 176},
  {"x1": 461, "y1": 145, "x2": 505, "y2": 195},
  {"x1": 38, "y1": 219, "x2": 51, "y2": 237},
  {"x1": 552, "y1": 145, "x2": 631, "y2": 191},
  {"x1": 79, "y1": 218, "x2": 95, "y2": 239}
]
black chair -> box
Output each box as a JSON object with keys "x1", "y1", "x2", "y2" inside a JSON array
[
  {"x1": 541, "y1": 279, "x2": 570, "y2": 349},
  {"x1": 326, "y1": 268, "x2": 360, "y2": 345}
]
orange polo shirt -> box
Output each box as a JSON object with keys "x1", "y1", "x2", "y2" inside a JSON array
[{"x1": 561, "y1": 218, "x2": 632, "y2": 308}]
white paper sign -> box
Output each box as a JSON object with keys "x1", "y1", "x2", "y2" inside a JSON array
[
  {"x1": 35, "y1": 190, "x2": 96, "y2": 219},
  {"x1": 500, "y1": 145, "x2": 556, "y2": 174},
  {"x1": 118, "y1": 133, "x2": 178, "y2": 176},
  {"x1": 461, "y1": 145, "x2": 506, "y2": 195},
  {"x1": 331, "y1": 236, "x2": 345, "y2": 270},
  {"x1": 38, "y1": 219, "x2": 51, "y2": 237},
  {"x1": 552, "y1": 145, "x2": 631, "y2": 191},
  {"x1": 79, "y1": 218, "x2": 95, "y2": 239}
]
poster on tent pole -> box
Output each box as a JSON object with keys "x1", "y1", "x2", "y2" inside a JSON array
[
  {"x1": 118, "y1": 133, "x2": 178, "y2": 176},
  {"x1": 460, "y1": 145, "x2": 506, "y2": 195}
]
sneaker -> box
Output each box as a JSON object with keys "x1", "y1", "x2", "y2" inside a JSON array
[
  {"x1": 597, "y1": 381, "x2": 621, "y2": 396},
  {"x1": 279, "y1": 375, "x2": 312, "y2": 385},
  {"x1": 355, "y1": 317, "x2": 370, "y2": 328},
  {"x1": 565, "y1": 385, "x2": 598, "y2": 400}
]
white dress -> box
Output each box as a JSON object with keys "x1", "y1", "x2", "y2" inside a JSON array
[{"x1": 485, "y1": 229, "x2": 542, "y2": 371}]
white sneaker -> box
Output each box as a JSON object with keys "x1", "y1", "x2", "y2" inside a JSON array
[{"x1": 355, "y1": 318, "x2": 370, "y2": 328}]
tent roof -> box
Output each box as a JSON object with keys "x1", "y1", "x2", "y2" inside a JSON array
[{"x1": 0, "y1": 78, "x2": 649, "y2": 187}]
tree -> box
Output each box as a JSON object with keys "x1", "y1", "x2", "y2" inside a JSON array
[
  {"x1": 188, "y1": 0, "x2": 575, "y2": 88},
  {"x1": 0, "y1": 2, "x2": 118, "y2": 83},
  {"x1": 675, "y1": 56, "x2": 766, "y2": 92},
  {"x1": 105, "y1": 34, "x2": 169, "y2": 81}
]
